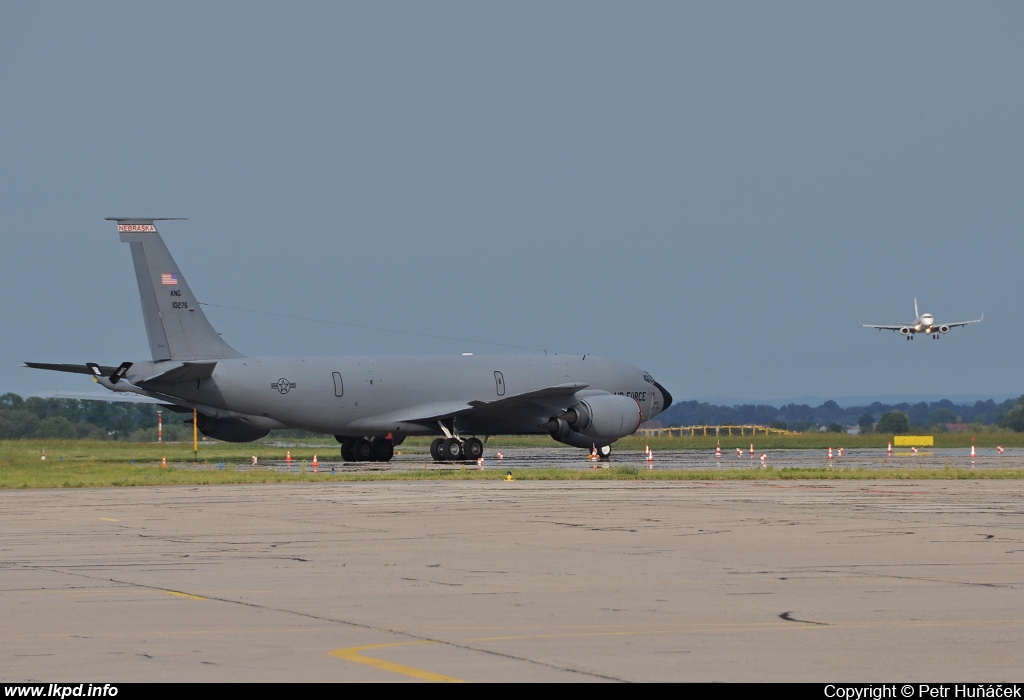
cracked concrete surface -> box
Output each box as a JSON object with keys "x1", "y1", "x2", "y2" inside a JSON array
[{"x1": 1, "y1": 478, "x2": 1023, "y2": 681}]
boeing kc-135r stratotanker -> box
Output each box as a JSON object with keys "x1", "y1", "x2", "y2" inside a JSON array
[
  {"x1": 862, "y1": 299, "x2": 983, "y2": 340},
  {"x1": 27, "y1": 218, "x2": 672, "y2": 462}
]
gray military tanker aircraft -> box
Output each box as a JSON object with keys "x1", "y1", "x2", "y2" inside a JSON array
[{"x1": 27, "y1": 218, "x2": 672, "y2": 462}]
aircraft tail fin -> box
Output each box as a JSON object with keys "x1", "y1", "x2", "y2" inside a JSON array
[{"x1": 108, "y1": 218, "x2": 243, "y2": 361}]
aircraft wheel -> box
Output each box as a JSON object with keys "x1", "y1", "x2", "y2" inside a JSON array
[
  {"x1": 441, "y1": 438, "x2": 463, "y2": 461},
  {"x1": 340, "y1": 439, "x2": 356, "y2": 461},
  {"x1": 429, "y1": 438, "x2": 444, "y2": 461},
  {"x1": 352, "y1": 438, "x2": 373, "y2": 461},
  {"x1": 598, "y1": 444, "x2": 612, "y2": 460},
  {"x1": 371, "y1": 439, "x2": 394, "y2": 462},
  {"x1": 464, "y1": 437, "x2": 483, "y2": 460}
]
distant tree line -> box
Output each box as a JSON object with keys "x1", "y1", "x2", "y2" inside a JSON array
[
  {"x1": 0, "y1": 393, "x2": 326, "y2": 441},
  {"x1": 658, "y1": 397, "x2": 1024, "y2": 433},
  {"x1": 7, "y1": 391, "x2": 1024, "y2": 440}
]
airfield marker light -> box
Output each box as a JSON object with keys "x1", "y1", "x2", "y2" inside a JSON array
[
  {"x1": 497, "y1": 452, "x2": 504, "y2": 460},
  {"x1": 912, "y1": 446, "x2": 918, "y2": 456},
  {"x1": 312, "y1": 455, "x2": 318, "y2": 473},
  {"x1": 736, "y1": 448, "x2": 742, "y2": 457},
  {"x1": 760, "y1": 453, "x2": 766, "y2": 467},
  {"x1": 838, "y1": 447, "x2": 844, "y2": 457},
  {"x1": 828, "y1": 447, "x2": 833, "y2": 460},
  {"x1": 505, "y1": 471, "x2": 513, "y2": 481},
  {"x1": 998, "y1": 446, "x2": 1005, "y2": 455},
  {"x1": 715, "y1": 442, "x2": 722, "y2": 458}
]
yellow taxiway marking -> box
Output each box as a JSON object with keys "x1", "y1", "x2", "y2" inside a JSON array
[
  {"x1": 329, "y1": 642, "x2": 464, "y2": 683},
  {"x1": 99, "y1": 518, "x2": 120, "y2": 522},
  {"x1": 167, "y1": 591, "x2": 208, "y2": 601}
]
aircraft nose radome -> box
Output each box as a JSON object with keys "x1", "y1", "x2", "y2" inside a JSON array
[{"x1": 653, "y1": 381, "x2": 673, "y2": 413}]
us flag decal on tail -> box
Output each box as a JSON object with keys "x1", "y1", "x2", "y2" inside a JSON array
[{"x1": 161, "y1": 273, "x2": 178, "y2": 286}]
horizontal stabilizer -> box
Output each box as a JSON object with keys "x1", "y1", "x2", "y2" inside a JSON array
[
  {"x1": 25, "y1": 362, "x2": 120, "y2": 376},
  {"x1": 138, "y1": 361, "x2": 218, "y2": 385}
]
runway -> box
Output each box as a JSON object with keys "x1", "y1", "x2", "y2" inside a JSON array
[
  {"x1": 253, "y1": 445, "x2": 1024, "y2": 473},
  {"x1": 2, "y1": 477, "x2": 1024, "y2": 682}
]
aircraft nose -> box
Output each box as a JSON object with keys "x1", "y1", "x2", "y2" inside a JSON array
[{"x1": 653, "y1": 381, "x2": 673, "y2": 414}]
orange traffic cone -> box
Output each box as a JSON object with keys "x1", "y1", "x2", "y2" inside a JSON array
[
  {"x1": 40, "y1": 450, "x2": 46, "y2": 461},
  {"x1": 589, "y1": 444, "x2": 599, "y2": 461},
  {"x1": 312, "y1": 455, "x2": 319, "y2": 473},
  {"x1": 161, "y1": 456, "x2": 167, "y2": 468},
  {"x1": 286, "y1": 451, "x2": 292, "y2": 464}
]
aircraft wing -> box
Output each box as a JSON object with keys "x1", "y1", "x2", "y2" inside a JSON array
[
  {"x1": 861, "y1": 324, "x2": 905, "y2": 332},
  {"x1": 941, "y1": 314, "x2": 984, "y2": 329},
  {"x1": 359, "y1": 382, "x2": 590, "y2": 426}
]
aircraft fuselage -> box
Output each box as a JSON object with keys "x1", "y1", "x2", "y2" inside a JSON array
[{"x1": 119, "y1": 353, "x2": 665, "y2": 438}]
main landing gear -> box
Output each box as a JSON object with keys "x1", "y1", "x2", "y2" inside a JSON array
[
  {"x1": 337, "y1": 436, "x2": 394, "y2": 462},
  {"x1": 430, "y1": 437, "x2": 483, "y2": 462}
]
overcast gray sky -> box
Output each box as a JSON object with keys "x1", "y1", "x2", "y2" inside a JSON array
[{"x1": 2, "y1": 2, "x2": 1022, "y2": 405}]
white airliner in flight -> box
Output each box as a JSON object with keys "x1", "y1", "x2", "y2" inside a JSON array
[{"x1": 862, "y1": 299, "x2": 983, "y2": 340}]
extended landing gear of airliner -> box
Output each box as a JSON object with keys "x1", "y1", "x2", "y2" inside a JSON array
[
  {"x1": 337, "y1": 436, "x2": 394, "y2": 462},
  {"x1": 430, "y1": 436, "x2": 484, "y2": 462}
]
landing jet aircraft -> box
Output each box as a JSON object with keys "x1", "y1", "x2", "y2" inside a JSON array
[
  {"x1": 862, "y1": 299, "x2": 983, "y2": 340},
  {"x1": 27, "y1": 218, "x2": 672, "y2": 462}
]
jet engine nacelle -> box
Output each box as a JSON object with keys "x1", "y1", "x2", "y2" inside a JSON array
[
  {"x1": 194, "y1": 414, "x2": 270, "y2": 443},
  {"x1": 899, "y1": 327, "x2": 912, "y2": 336},
  {"x1": 546, "y1": 394, "x2": 643, "y2": 448},
  {"x1": 939, "y1": 325, "x2": 950, "y2": 334}
]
